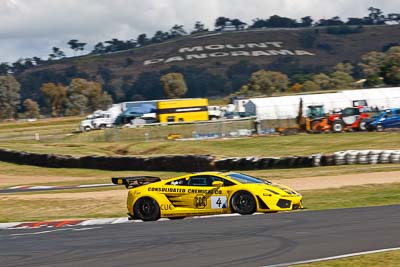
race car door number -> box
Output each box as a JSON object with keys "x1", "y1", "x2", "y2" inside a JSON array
[{"x1": 211, "y1": 196, "x2": 227, "y2": 209}]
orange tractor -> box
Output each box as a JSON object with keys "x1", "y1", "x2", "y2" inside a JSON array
[{"x1": 297, "y1": 100, "x2": 369, "y2": 133}]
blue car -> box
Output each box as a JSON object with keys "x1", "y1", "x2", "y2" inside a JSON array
[{"x1": 366, "y1": 108, "x2": 400, "y2": 131}]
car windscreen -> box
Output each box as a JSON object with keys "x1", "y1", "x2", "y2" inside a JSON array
[{"x1": 227, "y1": 173, "x2": 267, "y2": 184}]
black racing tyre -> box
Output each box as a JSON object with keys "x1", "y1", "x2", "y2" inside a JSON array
[
  {"x1": 168, "y1": 216, "x2": 185, "y2": 220},
  {"x1": 99, "y1": 124, "x2": 107, "y2": 129},
  {"x1": 358, "y1": 119, "x2": 367, "y2": 131},
  {"x1": 230, "y1": 191, "x2": 257, "y2": 215},
  {"x1": 376, "y1": 124, "x2": 384, "y2": 132},
  {"x1": 134, "y1": 197, "x2": 160, "y2": 221},
  {"x1": 332, "y1": 121, "x2": 344, "y2": 133}
]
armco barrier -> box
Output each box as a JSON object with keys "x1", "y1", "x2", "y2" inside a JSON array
[{"x1": 0, "y1": 148, "x2": 398, "y2": 172}]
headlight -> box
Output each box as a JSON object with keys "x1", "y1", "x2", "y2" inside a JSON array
[{"x1": 265, "y1": 188, "x2": 279, "y2": 195}]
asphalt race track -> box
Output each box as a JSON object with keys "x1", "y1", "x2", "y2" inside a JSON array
[{"x1": 1, "y1": 205, "x2": 399, "y2": 267}]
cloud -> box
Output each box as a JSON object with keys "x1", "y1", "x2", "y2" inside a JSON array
[{"x1": 0, "y1": 0, "x2": 399, "y2": 62}]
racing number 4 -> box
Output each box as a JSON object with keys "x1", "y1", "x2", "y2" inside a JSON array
[
  {"x1": 216, "y1": 198, "x2": 222, "y2": 207},
  {"x1": 211, "y1": 196, "x2": 227, "y2": 209}
]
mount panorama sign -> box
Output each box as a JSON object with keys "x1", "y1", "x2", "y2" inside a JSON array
[{"x1": 143, "y1": 41, "x2": 315, "y2": 66}]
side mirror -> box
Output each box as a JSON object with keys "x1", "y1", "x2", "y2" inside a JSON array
[{"x1": 212, "y1": 181, "x2": 223, "y2": 187}]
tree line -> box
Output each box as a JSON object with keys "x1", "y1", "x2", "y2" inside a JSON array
[
  {"x1": 0, "y1": 77, "x2": 111, "y2": 119},
  {"x1": 1, "y1": 45, "x2": 399, "y2": 119},
  {"x1": 1, "y1": 7, "x2": 399, "y2": 75}
]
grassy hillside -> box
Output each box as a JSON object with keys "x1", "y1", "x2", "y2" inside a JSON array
[
  {"x1": 22, "y1": 25, "x2": 400, "y2": 78},
  {"x1": 17, "y1": 25, "x2": 400, "y2": 101}
]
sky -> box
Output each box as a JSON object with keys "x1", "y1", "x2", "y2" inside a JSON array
[{"x1": 1, "y1": 0, "x2": 399, "y2": 63}]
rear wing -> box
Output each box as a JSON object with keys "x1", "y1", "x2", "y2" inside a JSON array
[{"x1": 111, "y1": 176, "x2": 161, "y2": 189}]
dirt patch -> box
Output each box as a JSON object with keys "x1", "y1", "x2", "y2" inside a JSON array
[
  {"x1": 1, "y1": 189, "x2": 126, "y2": 201},
  {"x1": 0, "y1": 174, "x2": 105, "y2": 187}
]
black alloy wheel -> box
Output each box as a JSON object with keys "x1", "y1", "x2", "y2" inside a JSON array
[
  {"x1": 134, "y1": 197, "x2": 160, "y2": 221},
  {"x1": 231, "y1": 191, "x2": 257, "y2": 215}
]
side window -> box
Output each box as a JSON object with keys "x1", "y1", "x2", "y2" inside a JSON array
[
  {"x1": 188, "y1": 176, "x2": 209, "y2": 186},
  {"x1": 167, "y1": 178, "x2": 187, "y2": 185},
  {"x1": 187, "y1": 175, "x2": 237, "y2": 186}
]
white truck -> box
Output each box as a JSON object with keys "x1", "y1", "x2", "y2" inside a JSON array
[{"x1": 80, "y1": 104, "x2": 122, "y2": 131}]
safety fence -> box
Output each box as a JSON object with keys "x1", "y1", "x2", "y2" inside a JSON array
[{"x1": 0, "y1": 148, "x2": 399, "y2": 172}]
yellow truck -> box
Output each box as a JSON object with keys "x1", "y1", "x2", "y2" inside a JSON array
[{"x1": 156, "y1": 98, "x2": 209, "y2": 123}]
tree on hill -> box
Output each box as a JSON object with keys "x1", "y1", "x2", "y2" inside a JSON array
[
  {"x1": 236, "y1": 70, "x2": 289, "y2": 96},
  {"x1": 231, "y1": 18, "x2": 247, "y2": 29},
  {"x1": 359, "y1": 51, "x2": 386, "y2": 86},
  {"x1": 92, "y1": 42, "x2": 106, "y2": 54},
  {"x1": 170, "y1": 25, "x2": 187, "y2": 37},
  {"x1": 267, "y1": 15, "x2": 298, "y2": 28},
  {"x1": 316, "y1": 16, "x2": 344, "y2": 26},
  {"x1": 65, "y1": 78, "x2": 112, "y2": 115},
  {"x1": 137, "y1": 34, "x2": 150, "y2": 46},
  {"x1": 41, "y1": 83, "x2": 67, "y2": 117},
  {"x1": 67, "y1": 39, "x2": 87, "y2": 55},
  {"x1": 300, "y1": 16, "x2": 313, "y2": 27},
  {"x1": 333, "y1": 63, "x2": 354, "y2": 75},
  {"x1": 381, "y1": 46, "x2": 400, "y2": 85},
  {"x1": 215, "y1": 17, "x2": 230, "y2": 28},
  {"x1": 23, "y1": 99, "x2": 40, "y2": 118},
  {"x1": 0, "y1": 75, "x2": 20, "y2": 119},
  {"x1": 192, "y1": 21, "x2": 208, "y2": 33},
  {"x1": 368, "y1": 7, "x2": 385, "y2": 25},
  {"x1": 49, "y1": 47, "x2": 66, "y2": 60},
  {"x1": 0, "y1": 63, "x2": 10, "y2": 75},
  {"x1": 160, "y1": 73, "x2": 188, "y2": 98},
  {"x1": 151, "y1": 31, "x2": 170, "y2": 43},
  {"x1": 312, "y1": 73, "x2": 332, "y2": 90}
]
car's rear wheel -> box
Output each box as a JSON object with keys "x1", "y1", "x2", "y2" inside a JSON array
[
  {"x1": 231, "y1": 191, "x2": 256, "y2": 215},
  {"x1": 376, "y1": 124, "x2": 384, "y2": 132},
  {"x1": 134, "y1": 197, "x2": 160, "y2": 221}
]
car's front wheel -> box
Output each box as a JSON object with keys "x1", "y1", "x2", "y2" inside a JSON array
[
  {"x1": 376, "y1": 124, "x2": 384, "y2": 132},
  {"x1": 231, "y1": 191, "x2": 256, "y2": 215},
  {"x1": 134, "y1": 197, "x2": 160, "y2": 221}
]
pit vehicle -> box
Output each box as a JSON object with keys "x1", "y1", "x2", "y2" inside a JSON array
[
  {"x1": 329, "y1": 107, "x2": 369, "y2": 133},
  {"x1": 365, "y1": 108, "x2": 400, "y2": 131},
  {"x1": 112, "y1": 172, "x2": 303, "y2": 221},
  {"x1": 297, "y1": 104, "x2": 331, "y2": 133}
]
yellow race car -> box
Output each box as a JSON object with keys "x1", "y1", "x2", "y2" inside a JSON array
[{"x1": 112, "y1": 171, "x2": 303, "y2": 221}]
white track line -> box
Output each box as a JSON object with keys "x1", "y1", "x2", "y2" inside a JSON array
[
  {"x1": 10, "y1": 229, "x2": 70, "y2": 236},
  {"x1": 263, "y1": 247, "x2": 400, "y2": 267}
]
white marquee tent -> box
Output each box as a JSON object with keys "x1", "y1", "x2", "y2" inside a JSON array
[{"x1": 244, "y1": 87, "x2": 400, "y2": 120}]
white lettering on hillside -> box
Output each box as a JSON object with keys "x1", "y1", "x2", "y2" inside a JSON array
[{"x1": 143, "y1": 41, "x2": 316, "y2": 65}]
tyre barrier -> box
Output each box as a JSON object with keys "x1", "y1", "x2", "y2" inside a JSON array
[
  {"x1": 331, "y1": 149, "x2": 400, "y2": 166},
  {"x1": 0, "y1": 148, "x2": 398, "y2": 172}
]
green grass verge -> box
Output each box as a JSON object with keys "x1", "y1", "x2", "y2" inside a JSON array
[
  {"x1": 303, "y1": 183, "x2": 400, "y2": 210},
  {"x1": 294, "y1": 250, "x2": 400, "y2": 267},
  {"x1": 1, "y1": 161, "x2": 400, "y2": 187},
  {"x1": 1, "y1": 132, "x2": 399, "y2": 157}
]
